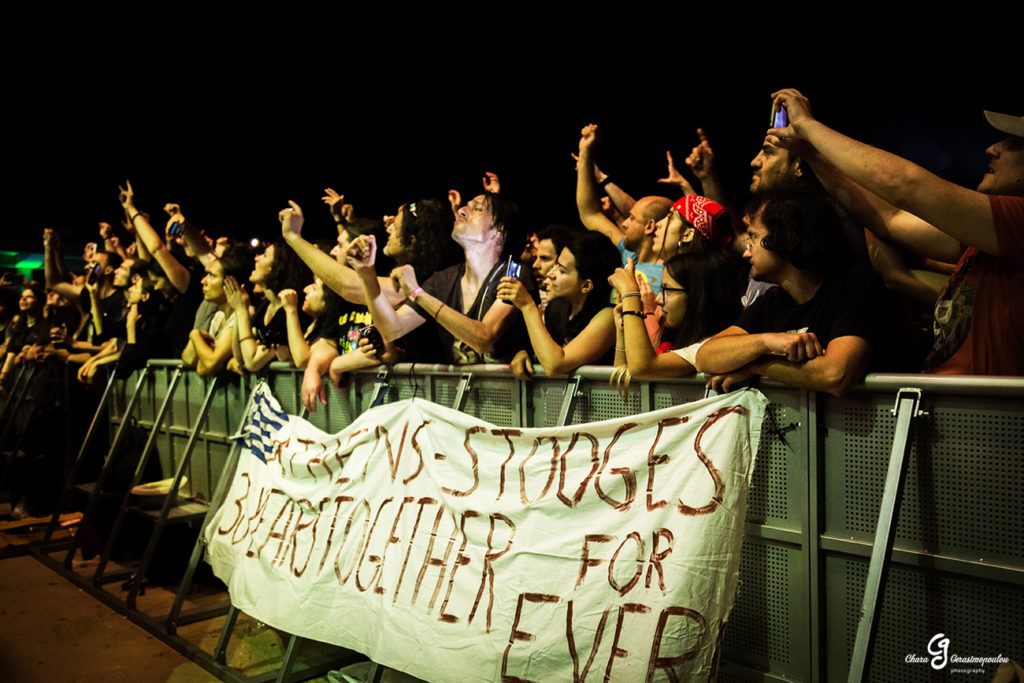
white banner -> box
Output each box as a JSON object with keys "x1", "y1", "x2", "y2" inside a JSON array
[{"x1": 206, "y1": 385, "x2": 767, "y2": 682}]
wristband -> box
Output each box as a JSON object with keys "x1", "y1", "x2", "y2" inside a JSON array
[
  {"x1": 238, "y1": 335, "x2": 254, "y2": 343},
  {"x1": 615, "y1": 346, "x2": 625, "y2": 352},
  {"x1": 619, "y1": 291, "x2": 641, "y2": 300},
  {"x1": 433, "y1": 303, "x2": 445, "y2": 320},
  {"x1": 130, "y1": 213, "x2": 142, "y2": 222},
  {"x1": 622, "y1": 310, "x2": 647, "y2": 319},
  {"x1": 598, "y1": 177, "x2": 611, "y2": 188},
  {"x1": 410, "y1": 286, "x2": 424, "y2": 300}
]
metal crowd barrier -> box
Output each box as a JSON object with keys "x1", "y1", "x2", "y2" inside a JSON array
[{"x1": 31, "y1": 361, "x2": 1024, "y2": 682}]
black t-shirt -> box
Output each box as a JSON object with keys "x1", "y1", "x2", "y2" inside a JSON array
[
  {"x1": 90, "y1": 289, "x2": 127, "y2": 344},
  {"x1": 409, "y1": 259, "x2": 534, "y2": 365},
  {"x1": 251, "y1": 299, "x2": 293, "y2": 348},
  {"x1": 543, "y1": 297, "x2": 615, "y2": 366},
  {"x1": 734, "y1": 265, "x2": 919, "y2": 372}
]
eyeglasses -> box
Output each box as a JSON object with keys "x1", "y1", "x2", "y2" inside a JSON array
[
  {"x1": 743, "y1": 234, "x2": 763, "y2": 249},
  {"x1": 660, "y1": 284, "x2": 686, "y2": 295}
]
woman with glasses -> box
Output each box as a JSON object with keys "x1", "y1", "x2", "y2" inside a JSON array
[{"x1": 609, "y1": 248, "x2": 741, "y2": 381}]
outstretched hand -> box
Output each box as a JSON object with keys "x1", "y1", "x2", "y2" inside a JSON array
[
  {"x1": 448, "y1": 189, "x2": 462, "y2": 214},
  {"x1": 322, "y1": 188, "x2": 354, "y2": 223},
  {"x1": 279, "y1": 200, "x2": 305, "y2": 240},
  {"x1": 657, "y1": 151, "x2": 695, "y2": 195},
  {"x1": 482, "y1": 171, "x2": 501, "y2": 194},
  {"x1": 685, "y1": 128, "x2": 715, "y2": 180},
  {"x1": 118, "y1": 180, "x2": 135, "y2": 210}
]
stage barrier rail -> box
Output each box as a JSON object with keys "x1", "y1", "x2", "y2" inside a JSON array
[{"x1": 113, "y1": 361, "x2": 1024, "y2": 682}]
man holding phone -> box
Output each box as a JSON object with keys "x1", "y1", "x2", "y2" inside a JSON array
[
  {"x1": 766, "y1": 89, "x2": 1024, "y2": 375},
  {"x1": 336, "y1": 192, "x2": 535, "y2": 365}
]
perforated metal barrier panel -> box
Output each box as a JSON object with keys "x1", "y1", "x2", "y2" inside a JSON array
[{"x1": 119, "y1": 364, "x2": 1024, "y2": 682}]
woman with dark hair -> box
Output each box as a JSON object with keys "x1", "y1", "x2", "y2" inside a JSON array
[
  {"x1": 609, "y1": 249, "x2": 741, "y2": 380},
  {"x1": 0, "y1": 283, "x2": 46, "y2": 390},
  {"x1": 225, "y1": 241, "x2": 311, "y2": 372},
  {"x1": 281, "y1": 277, "x2": 343, "y2": 370},
  {"x1": 497, "y1": 231, "x2": 620, "y2": 377}
]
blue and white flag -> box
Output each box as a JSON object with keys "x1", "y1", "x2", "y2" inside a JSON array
[{"x1": 233, "y1": 382, "x2": 289, "y2": 464}]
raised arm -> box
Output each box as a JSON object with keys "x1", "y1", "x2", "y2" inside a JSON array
[
  {"x1": 684, "y1": 129, "x2": 732, "y2": 210},
  {"x1": 279, "y1": 201, "x2": 404, "y2": 307},
  {"x1": 608, "y1": 263, "x2": 695, "y2": 379},
  {"x1": 117, "y1": 183, "x2": 191, "y2": 292},
  {"x1": 43, "y1": 229, "x2": 82, "y2": 303},
  {"x1": 223, "y1": 277, "x2": 278, "y2": 372},
  {"x1": 769, "y1": 88, "x2": 998, "y2": 256},
  {"x1": 804, "y1": 153, "x2": 963, "y2": 262},
  {"x1": 341, "y1": 235, "x2": 422, "y2": 343},
  {"x1": 496, "y1": 277, "x2": 614, "y2": 376},
  {"x1": 576, "y1": 124, "x2": 626, "y2": 245}
]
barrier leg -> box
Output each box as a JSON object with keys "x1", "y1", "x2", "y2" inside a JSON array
[
  {"x1": 0, "y1": 365, "x2": 36, "y2": 484},
  {"x1": 556, "y1": 376, "x2": 581, "y2": 426},
  {"x1": 42, "y1": 365, "x2": 118, "y2": 547},
  {"x1": 0, "y1": 364, "x2": 29, "y2": 428},
  {"x1": 275, "y1": 635, "x2": 303, "y2": 683},
  {"x1": 847, "y1": 388, "x2": 926, "y2": 683},
  {"x1": 92, "y1": 367, "x2": 183, "y2": 586},
  {"x1": 62, "y1": 366, "x2": 151, "y2": 569},
  {"x1": 126, "y1": 377, "x2": 222, "y2": 609},
  {"x1": 367, "y1": 365, "x2": 390, "y2": 408},
  {"x1": 166, "y1": 377, "x2": 259, "y2": 633},
  {"x1": 452, "y1": 372, "x2": 472, "y2": 411},
  {"x1": 214, "y1": 604, "x2": 241, "y2": 665}
]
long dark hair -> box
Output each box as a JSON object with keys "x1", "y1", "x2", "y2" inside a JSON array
[
  {"x1": 663, "y1": 249, "x2": 741, "y2": 347},
  {"x1": 262, "y1": 240, "x2": 310, "y2": 294},
  {"x1": 399, "y1": 199, "x2": 459, "y2": 278},
  {"x1": 563, "y1": 231, "x2": 620, "y2": 317}
]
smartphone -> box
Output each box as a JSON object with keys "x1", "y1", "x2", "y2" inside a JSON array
[
  {"x1": 168, "y1": 221, "x2": 183, "y2": 237},
  {"x1": 501, "y1": 256, "x2": 522, "y2": 305},
  {"x1": 772, "y1": 106, "x2": 788, "y2": 129}
]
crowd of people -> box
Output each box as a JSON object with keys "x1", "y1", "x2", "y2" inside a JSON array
[{"x1": 2, "y1": 90, "x2": 1021, "y2": 518}]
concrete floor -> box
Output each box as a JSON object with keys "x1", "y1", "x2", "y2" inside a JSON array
[{"x1": 0, "y1": 554, "x2": 219, "y2": 682}]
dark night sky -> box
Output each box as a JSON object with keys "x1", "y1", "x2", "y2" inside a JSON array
[{"x1": 7, "y1": 40, "x2": 1021, "y2": 259}]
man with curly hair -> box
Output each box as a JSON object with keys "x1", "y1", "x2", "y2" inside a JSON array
[{"x1": 696, "y1": 192, "x2": 914, "y2": 396}]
